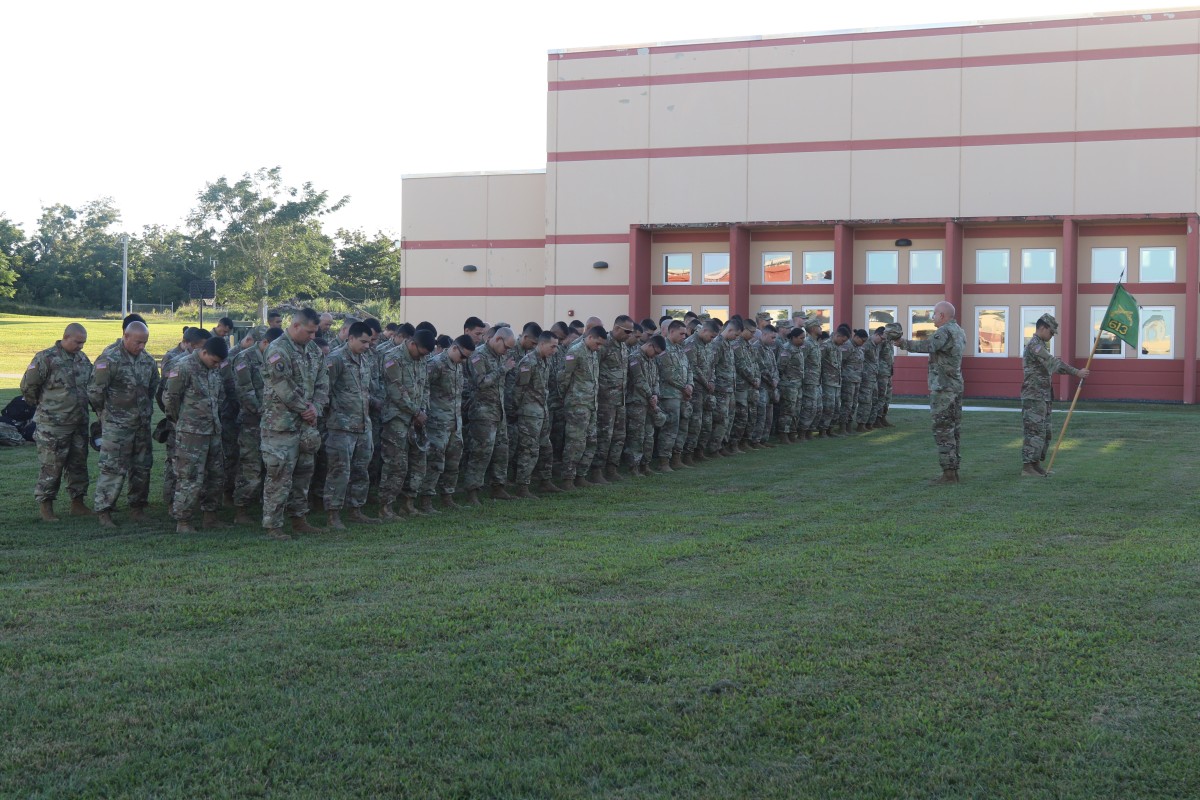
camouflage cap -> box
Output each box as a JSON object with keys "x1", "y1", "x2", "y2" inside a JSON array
[
  {"x1": 804, "y1": 317, "x2": 823, "y2": 331},
  {"x1": 884, "y1": 322, "x2": 904, "y2": 340},
  {"x1": 249, "y1": 325, "x2": 270, "y2": 342},
  {"x1": 1037, "y1": 313, "x2": 1059, "y2": 333},
  {"x1": 652, "y1": 407, "x2": 668, "y2": 428},
  {"x1": 408, "y1": 425, "x2": 430, "y2": 452},
  {"x1": 755, "y1": 311, "x2": 772, "y2": 321}
]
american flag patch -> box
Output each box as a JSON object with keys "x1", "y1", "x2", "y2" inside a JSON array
[
  {"x1": 471, "y1": 355, "x2": 480, "y2": 363},
  {"x1": 236, "y1": 362, "x2": 247, "y2": 371},
  {"x1": 268, "y1": 353, "x2": 281, "y2": 364},
  {"x1": 26, "y1": 362, "x2": 36, "y2": 370},
  {"x1": 565, "y1": 355, "x2": 575, "y2": 361},
  {"x1": 168, "y1": 370, "x2": 179, "y2": 378},
  {"x1": 520, "y1": 365, "x2": 530, "y2": 372},
  {"x1": 385, "y1": 360, "x2": 395, "y2": 368},
  {"x1": 96, "y1": 362, "x2": 108, "y2": 370}
]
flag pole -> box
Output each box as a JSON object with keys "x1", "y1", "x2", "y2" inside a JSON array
[{"x1": 1046, "y1": 270, "x2": 1127, "y2": 474}]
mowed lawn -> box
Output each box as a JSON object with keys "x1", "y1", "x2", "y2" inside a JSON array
[{"x1": 2, "y1": 388, "x2": 1199, "y2": 797}]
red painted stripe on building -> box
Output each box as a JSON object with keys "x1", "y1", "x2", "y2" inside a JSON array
[
  {"x1": 546, "y1": 233, "x2": 630, "y2": 245},
  {"x1": 964, "y1": 226, "x2": 1061, "y2": 239},
  {"x1": 962, "y1": 284, "x2": 1062, "y2": 294},
  {"x1": 852, "y1": 285, "x2": 949, "y2": 296},
  {"x1": 750, "y1": 284, "x2": 836, "y2": 296},
  {"x1": 1077, "y1": 282, "x2": 1187, "y2": 294},
  {"x1": 403, "y1": 287, "x2": 546, "y2": 297},
  {"x1": 1078, "y1": 223, "x2": 1187, "y2": 237},
  {"x1": 750, "y1": 230, "x2": 835, "y2": 242},
  {"x1": 549, "y1": 43, "x2": 1200, "y2": 91},
  {"x1": 650, "y1": 285, "x2": 729, "y2": 296},
  {"x1": 548, "y1": 11, "x2": 1200, "y2": 62},
  {"x1": 548, "y1": 127, "x2": 1200, "y2": 163},
  {"x1": 402, "y1": 238, "x2": 545, "y2": 250},
  {"x1": 653, "y1": 231, "x2": 730, "y2": 243},
  {"x1": 544, "y1": 285, "x2": 630, "y2": 295},
  {"x1": 853, "y1": 229, "x2": 944, "y2": 241}
]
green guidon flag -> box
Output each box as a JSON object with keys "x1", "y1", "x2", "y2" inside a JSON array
[{"x1": 1100, "y1": 284, "x2": 1140, "y2": 349}]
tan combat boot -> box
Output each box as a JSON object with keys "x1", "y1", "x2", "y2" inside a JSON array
[
  {"x1": 655, "y1": 457, "x2": 674, "y2": 474},
  {"x1": 234, "y1": 507, "x2": 257, "y2": 525},
  {"x1": 396, "y1": 497, "x2": 416, "y2": 515},
  {"x1": 265, "y1": 527, "x2": 291, "y2": 541},
  {"x1": 128, "y1": 507, "x2": 147, "y2": 522},
  {"x1": 604, "y1": 464, "x2": 624, "y2": 481},
  {"x1": 290, "y1": 515, "x2": 326, "y2": 534},
  {"x1": 879, "y1": 416, "x2": 893, "y2": 428},
  {"x1": 670, "y1": 453, "x2": 686, "y2": 470},
  {"x1": 378, "y1": 502, "x2": 398, "y2": 520},
  {"x1": 464, "y1": 489, "x2": 483, "y2": 507},
  {"x1": 441, "y1": 492, "x2": 461, "y2": 509},
  {"x1": 491, "y1": 485, "x2": 516, "y2": 500},
  {"x1": 573, "y1": 475, "x2": 593, "y2": 489},
  {"x1": 514, "y1": 484, "x2": 539, "y2": 499},
  {"x1": 588, "y1": 467, "x2": 609, "y2": 486},
  {"x1": 175, "y1": 518, "x2": 196, "y2": 534},
  {"x1": 39, "y1": 500, "x2": 59, "y2": 523},
  {"x1": 1021, "y1": 463, "x2": 1042, "y2": 477},
  {"x1": 70, "y1": 498, "x2": 90, "y2": 516},
  {"x1": 681, "y1": 453, "x2": 696, "y2": 467},
  {"x1": 97, "y1": 511, "x2": 117, "y2": 528},
  {"x1": 202, "y1": 511, "x2": 232, "y2": 530},
  {"x1": 538, "y1": 479, "x2": 563, "y2": 494},
  {"x1": 416, "y1": 496, "x2": 441, "y2": 515},
  {"x1": 326, "y1": 510, "x2": 347, "y2": 530},
  {"x1": 930, "y1": 469, "x2": 960, "y2": 485}
]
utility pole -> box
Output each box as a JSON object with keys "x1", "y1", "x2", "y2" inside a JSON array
[{"x1": 120, "y1": 234, "x2": 129, "y2": 314}]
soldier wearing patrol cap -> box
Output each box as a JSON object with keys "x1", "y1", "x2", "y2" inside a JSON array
[{"x1": 1021, "y1": 313, "x2": 1089, "y2": 476}]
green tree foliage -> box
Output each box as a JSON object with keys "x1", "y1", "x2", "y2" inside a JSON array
[
  {"x1": 188, "y1": 167, "x2": 348, "y2": 320},
  {"x1": 331, "y1": 228, "x2": 401, "y2": 302},
  {"x1": 0, "y1": 216, "x2": 23, "y2": 299},
  {"x1": 18, "y1": 199, "x2": 124, "y2": 308},
  {"x1": 128, "y1": 225, "x2": 213, "y2": 310}
]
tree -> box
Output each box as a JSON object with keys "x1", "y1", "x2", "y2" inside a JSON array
[
  {"x1": 0, "y1": 216, "x2": 23, "y2": 300},
  {"x1": 188, "y1": 167, "x2": 348, "y2": 321},
  {"x1": 18, "y1": 199, "x2": 124, "y2": 309},
  {"x1": 331, "y1": 228, "x2": 401, "y2": 302}
]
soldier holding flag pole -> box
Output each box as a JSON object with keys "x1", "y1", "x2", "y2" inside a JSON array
[{"x1": 1043, "y1": 279, "x2": 1139, "y2": 475}]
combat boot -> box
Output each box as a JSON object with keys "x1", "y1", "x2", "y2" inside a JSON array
[
  {"x1": 175, "y1": 518, "x2": 197, "y2": 534},
  {"x1": 1035, "y1": 462, "x2": 1049, "y2": 476},
  {"x1": 70, "y1": 498, "x2": 90, "y2": 516},
  {"x1": 349, "y1": 507, "x2": 382, "y2": 524},
  {"x1": 202, "y1": 511, "x2": 232, "y2": 530},
  {"x1": 265, "y1": 527, "x2": 291, "y2": 541},
  {"x1": 670, "y1": 453, "x2": 687, "y2": 470},
  {"x1": 681, "y1": 453, "x2": 696, "y2": 467},
  {"x1": 326, "y1": 510, "x2": 347, "y2": 530},
  {"x1": 843, "y1": 423, "x2": 853, "y2": 435},
  {"x1": 604, "y1": 464, "x2": 624, "y2": 482},
  {"x1": 464, "y1": 489, "x2": 483, "y2": 507},
  {"x1": 399, "y1": 497, "x2": 418, "y2": 515},
  {"x1": 929, "y1": 469, "x2": 959, "y2": 485},
  {"x1": 640, "y1": 462, "x2": 654, "y2": 476},
  {"x1": 856, "y1": 423, "x2": 866, "y2": 432},
  {"x1": 378, "y1": 502, "x2": 398, "y2": 520},
  {"x1": 128, "y1": 507, "x2": 147, "y2": 522},
  {"x1": 416, "y1": 496, "x2": 441, "y2": 515},
  {"x1": 233, "y1": 507, "x2": 256, "y2": 525},
  {"x1": 491, "y1": 485, "x2": 516, "y2": 501},
  {"x1": 573, "y1": 475, "x2": 594, "y2": 489},
  {"x1": 879, "y1": 416, "x2": 893, "y2": 428},
  {"x1": 514, "y1": 484, "x2": 539, "y2": 500},
  {"x1": 559, "y1": 477, "x2": 576, "y2": 491},
  {"x1": 538, "y1": 479, "x2": 563, "y2": 494},
  {"x1": 290, "y1": 515, "x2": 326, "y2": 534},
  {"x1": 39, "y1": 501, "x2": 59, "y2": 523},
  {"x1": 803, "y1": 430, "x2": 813, "y2": 441},
  {"x1": 719, "y1": 445, "x2": 736, "y2": 456},
  {"x1": 1021, "y1": 463, "x2": 1043, "y2": 478},
  {"x1": 654, "y1": 456, "x2": 674, "y2": 474},
  {"x1": 310, "y1": 495, "x2": 325, "y2": 513},
  {"x1": 97, "y1": 511, "x2": 117, "y2": 528},
  {"x1": 441, "y1": 492, "x2": 461, "y2": 509},
  {"x1": 587, "y1": 468, "x2": 609, "y2": 486}
]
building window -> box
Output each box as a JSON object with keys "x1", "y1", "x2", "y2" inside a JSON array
[
  {"x1": 701, "y1": 305, "x2": 730, "y2": 323},
  {"x1": 866, "y1": 251, "x2": 898, "y2": 284},
  {"x1": 1091, "y1": 247, "x2": 1127, "y2": 283},
  {"x1": 801, "y1": 306, "x2": 832, "y2": 334},
  {"x1": 759, "y1": 305, "x2": 792, "y2": 323},
  {"x1": 1090, "y1": 306, "x2": 1123, "y2": 358},
  {"x1": 975, "y1": 307, "x2": 1009, "y2": 356},
  {"x1": 661, "y1": 306, "x2": 691, "y2": 321},
  {"x1": 909, "y1": 250, "x2": 943, "y2": 284},
  {"x1": 762, "y1": 252, "x2": 792, "y2": 284},
  {"x1": 1021, "y1": 249, "x2": 1056, "y2": 283},
  {"x1": 664, "y1": 253, "x2": 692, "y2": 284},
  {"x1": 1020, "y1": 306, "x2": 1056, "y2": 356},
  {"x1": 1139, "y1": 306, "x2": 1174, "y2": 358},
  {"x1": 702, "y1": 253, "x2": 730, "y2": 285},
  {"x1": 803, "y1": 251, "x2": 834, "y2": 284},
  {"x1": 908, "y1": 306, "x2": 936, "y2": 355},
  {"x1": 975, "y1": 249, "x2": 1010, "y2": 283},
  {"x1": 1140, "y1": 247, "x2": 1177, "y2": 282},
  {"x1": 865, "y1": 306, "x2": 898, "y2": 335}
]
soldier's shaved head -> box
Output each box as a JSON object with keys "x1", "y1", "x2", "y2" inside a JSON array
[
  {"x1": 61, "y1": 323, "x2": 87, "y2": 353},
  {"x1": 122, "y1": 321, "x2": 149, "y2": 357},
  {"x1": 64, "y1": 323, "x2": 87, "y2": 338},
  {"x1": 933, "y1": 301, "x2": 956, "y2": 328}
]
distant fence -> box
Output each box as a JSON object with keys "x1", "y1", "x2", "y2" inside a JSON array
[{"x1": 130, "y1": 302, "x2": 174, "y2": 315}]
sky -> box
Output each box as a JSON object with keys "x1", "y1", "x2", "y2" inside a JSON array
[{"x1": 1, "y1": 0, "x2": 1163, "y2": 240}]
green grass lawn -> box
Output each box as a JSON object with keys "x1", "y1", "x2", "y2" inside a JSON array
[{"x1": 2, "y1": 392, "x2": 1199, "y2": 798}]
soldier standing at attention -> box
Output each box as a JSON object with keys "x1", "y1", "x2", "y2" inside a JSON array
[
  {"x1": 856, "y1": 329, "x2": 882, "y2": 431},
  {"x1": 711, "y1": 320, "x2": 739, "y2": 456},
  {"x1": 22, "y1": 323, "x2": 93, "y2": 521},
  {"x1": 559, "y1": 325, "x2": 605, "y2": 488},
  {"x1": 158, "y1": 326, "x2": 208, "y2": 509},
  {"x1": 839, "y1": 329, "x2": 867, "y2": 435},
  {"x1": 232, "y1": 327, "x2": 280, "y2": 523},
  {"x1": 682, "y1": 319, "x2": 717, "y2": 464},
  {"x1": 895, "y1": 301, "x2": 966, "y2": 484},
  {"x1": 163, "y1": 336, "x2": 229, "y2": 533},
  {"x1": 260, "y1": 308, "x2": 329, "y2": 540},
  {"x1": 799, "y1": 318, "x2": 824, "y2": 440},
  {"x1": 323, "y1": 321, "x2": 382, "y2": 529},
  {"x1": 512, "y1": 331, "x2": 559, "y2": 498},
  {"x1": 873, "y1": 325, "x2": 896, "y2": 428},
  {"x1": 590, "y1": 316, "x2": 635, "y2": 484},
  {"x1": 505, "y1": 323, "x2": 542, "y2": 479},
  {"x1": 624, "y1": 334, "x2": 666, "y2": 475},
  {"x1": 751, "y1": 325, "x2": 779, "y2": 447},
  {"x1": 731, "y1": 322, "x2": 759, "y2": 452},
  {"x1": 1021, "y1": 313, "x2": 1088, "y2": 476},
  {"x1": 776, "y1": 327, "x2": 805, "y2": 442},
  {"x1": 379, "y1": 328, "x2": 436, "y2": 518},
  {"x1": 462, "y1": 327, "x2": 517, "y2": 505},
  {"x1": 88, "y1": 321, "x2": 158, "y2": 527},
  {"x1": 819, "y1": 324, "x2": 849, "y2": 437},
  {"x1": 419, "y1": 334, "x2": 474, "y2": 511},
  {"x1": 652, "y1": 320, "x2": 693, "y2": 471}
]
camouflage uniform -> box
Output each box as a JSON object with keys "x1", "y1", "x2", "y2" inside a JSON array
[
  {"x1": 420, "y1": 352, "x2": 465, "y2": 498},
  {"x1": 654, "y1": 339, "x2": 691, "y2": 459},
  {"x1": 624, "y1": 348, "x2": 659, "y2": 467},
  {"x1": 731, "y1": 338, "x2": 758, "y2": 446},
  {"x1": 505, "y1": 342, "x2": 536, "y2": 477},
  {"x1": 710, "y1": 336, "x2": 735, "y2": 454},
  {"x1": 233, "y1": 346, "x2": 267, "y2": 508},
  {"x1": 462, "y1": 344, "x2": 511, "y2": 491},
  {"x1": 380, "y1": 344, "x2": 430, "y2": 504},
  {"x1": 775, "y1": 340, "x2": 803, "y2": 435},
  {"x1": 856, "y1": 339, "x2": 879, "y2": 425},
  {"x1": 158, "y1": 345, "x2": 187, "y2": 506},
  {"x1": 905, "y1": 321, "x2": 966, "y2": 470},
  {"x1": 1022, "y1": 333, "x2": 1082, "y2": 464},
  {"x1": 218, "y1": 356, "x2": 240, "y2": 498},
  {"x1": 752, "y1": 339, "x2": 777, "y2": 443},
  {"x1": 88, "y1": 342, "x2": 159, "y2": 513},
  {"x1": 819, "y1": 337, "x2": 843, "y2": 430},
  {"x1": 872, "y1": 336, "x2": 895, "y2": 424},
  {"x1": 513, "y1": 349, "x2": 553, "y2": 485},
  {"x1": 560, "y1": 339, "x2": 600, "y2": 480},
  {"x1": 163, "y1": 352, "x2": 224, "y2": 521},
  {"x1": 324, "y1": 347, "x2": 373, "y2": 511},
  {"x1": 22, "y1": 341, "x2": 92, "y2": 503},
  {"x1": 840, "y1": 337, "x2": 864, "y2": 428},
  {"x1": 682, "y1": 333, "x2": 714, "y2": 456},
  {"x1": 799, "y1": 335, "x2": 823, "y2": 433},
  {"x1": 547, "y1": 341, "x2": 568, "y2": 468},
  {"x1": 591, "y1": 333, "x2": 629, "y2": 474},
  {"x1": 260, "y1": 330, "x2": 330, "y2": 530}
]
